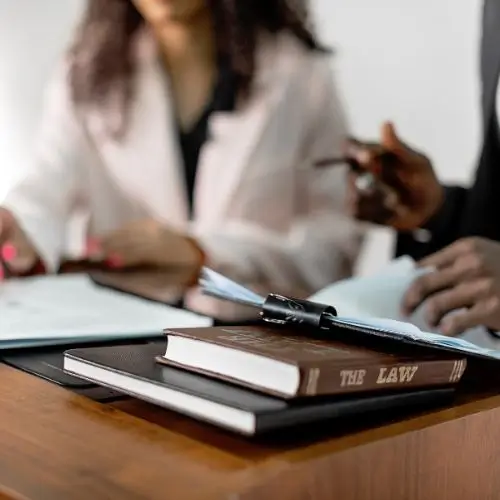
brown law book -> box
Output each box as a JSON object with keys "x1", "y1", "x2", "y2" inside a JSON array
[{"x1": 158, "y1": 326, "x2": 467, "y2": 399}]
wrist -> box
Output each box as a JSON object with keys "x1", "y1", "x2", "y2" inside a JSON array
[
  {"x1": 418, "y1": 183, "x2": 445, "y2": 230},
  {"x1": 156, "y1": 230, "x2": 206, "y2": 280},
  {"x1": 429, "y1": 184, "x2": 445, "y2": 219},
  {"x1": 183, "y1": 235, "x2": 206, "y2": 285}
]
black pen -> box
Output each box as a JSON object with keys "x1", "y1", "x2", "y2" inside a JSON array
[
  {"x1": 314, "y1": 150, "x2": 395, "y2": 170},
  {"x1": 314, "y1": 151, "x2": 401, "y2": 204},
  {"x1": 314, "y1": 156, "x2": 378, "y2": 192},
  {"x1": 313, "y1": 157, "x2": 348, "y2": 168}
]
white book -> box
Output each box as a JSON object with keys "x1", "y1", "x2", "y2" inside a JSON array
[{"x1": 0, "y1": 274, "x2": 212, "y2": 349}]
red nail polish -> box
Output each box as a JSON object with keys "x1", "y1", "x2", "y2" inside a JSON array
[
  {"x1": 106, "y1": 255, "x2": 124, "y2": 268},
  {"x1": 86, "y1": 238, "x2": 102, "y2": 255},
  {"x1": 1, "y1": 243, "x2": 17, "y2": 262}
]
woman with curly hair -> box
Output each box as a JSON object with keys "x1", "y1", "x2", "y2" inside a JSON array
[{"x1": 0, "y1": 0, "x2": 362, "y2": 315}]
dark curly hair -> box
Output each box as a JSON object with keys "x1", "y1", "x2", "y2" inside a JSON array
[{"x1": 69, "y1": 0, "x2": 328, "y2": 115}]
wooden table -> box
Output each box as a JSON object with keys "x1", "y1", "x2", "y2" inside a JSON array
[{"x1": 1, "y1": 364, "x2": 500, "y2": 500}]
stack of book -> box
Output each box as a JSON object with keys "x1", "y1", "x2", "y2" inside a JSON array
[{"x1": 62, "y1": 270, "x2": 471, "y2": 436}]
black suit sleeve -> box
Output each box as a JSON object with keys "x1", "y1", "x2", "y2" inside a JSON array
[{"x1": 394, "y1": 186, "x2": 468, "y2": 260}]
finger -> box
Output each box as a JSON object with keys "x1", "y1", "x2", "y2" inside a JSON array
[
  {"x1": 105, "y1": 254, "x2": 126, "y2": 268},
  {"x1": 381, "y1": 186, "x2": 400, "y2": 211},
  {"x1": 347, "y1": 173, "x2": 379, "y2": 218},
  {"x1": 101, "y1": 244, "x2": 137, "y2": 267},
  {"x1": 344, "y1": 140, "x2": 385, "y2": 175},
  {"x1": 0, "y1": 243, "x2": 16, "y2": 277},
  {"x1": 99, "y1": 219, "x2": 148, "y2": 246},
  {"x1": 380, "y1": 121, "x2": 416, "y2": 160},
  {"x1": 346, "y1": 174, "x2": 360, "y2": 213},
  {"x1": 381, "y1": 122, "x2": 404, "y2": 155},
  {"x1": 439, "y1": 301, "x2": 494, "y2": 336},
  {"x1": 419, "y1": 238, "x2": 476, "y2": 270},
  {"x1": 0, "y1": 209, "x2": 15, "y2": 244},
  {"x1": 105, "y1": 250, "x2": 142, "y2": 268},
  {"x1": 0, "y1": 239, "x2": 35, "y2": 274},
  {"x1": 102, "y1": 238, "x2": 146, "y2": 257},
  {"x1": 85, "y1": 238, "x2": 105, "y2": 262},
  {"x1": 102, "y1": 240, "x2": 156, "y2": 268},
  {"x1": 348, "y1": 168, "x2": 417, "y2": 227},
  {"x1": 100, "y1": 230, "x2": 133, "y2": 249},
  {"x1": 100, "y1": 233, "x2": 143, "y2": 256},
  {"x1": 355, "y1": 193, "x2": 396, "y2": 224},
  {"x1": 86, "y1": 238, "x2": 101, "y2": 253},
  {"x1": 1, "y1": 243, "x2": 17, "y2": 262},
  {"x1": 389, "y1": 202, "x2": 411, "y2": 223},
  {"x1": 402, "y1": 266, "x2": 464, "y2": 315},
  {"x1": 424, "y1": 280, "x2": 489, "y2": 327}
]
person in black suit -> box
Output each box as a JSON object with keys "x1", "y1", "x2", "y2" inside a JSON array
[{"x1": 346, "y1": 0, "x2": 500, "y2": 336}]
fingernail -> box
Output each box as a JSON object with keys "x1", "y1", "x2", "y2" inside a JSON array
[
  {"x1": 86, "y1": 238, "x2": 102, "y2": 255},
  {"x1": 0, "y1": 264, "x2": 4, "y2": 280},
  {"x1": 106, "y1": 255, "x2": 124, "y2": 268},
  {"x1": 1, "y1": 243, "x2": 17, "y2": 262}
]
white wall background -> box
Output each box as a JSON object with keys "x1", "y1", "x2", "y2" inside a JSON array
[
  {"x1": 0, "y1": 0, "x2": 484, "y2": 274},
  {"x1": 0, "y1": 0, "x2": 83, "y2": 199},
  {"x1": 312, "y1": 0, "x2": 483, "y2": 273}
]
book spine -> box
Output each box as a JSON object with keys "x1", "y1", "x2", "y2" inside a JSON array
[{"x1": 298, "y1": 358, "x2": 467, "y2": 396}]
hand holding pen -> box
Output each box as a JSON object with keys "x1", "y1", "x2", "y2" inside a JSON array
[{"x1": 315, "y1": 122, "x2": 444, "y2": 232}]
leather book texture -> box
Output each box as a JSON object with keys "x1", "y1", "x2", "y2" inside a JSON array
[{"x1": 160, "y1": 326, "x2": 467, "y2": 397}]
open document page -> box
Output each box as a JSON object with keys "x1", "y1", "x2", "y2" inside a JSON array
[{"x1": 309, "y1": 256, "x2": 500, "y2": 358}]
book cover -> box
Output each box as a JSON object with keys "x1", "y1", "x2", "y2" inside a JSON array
[{"x1": 160, "y1": 326, "x2": 467, "y2": 398}]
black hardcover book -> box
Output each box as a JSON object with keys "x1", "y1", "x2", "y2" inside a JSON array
[
  {"x1": 64, "y1": 342, "x2": 454, "y2": 436},
  {"x1": 0, "y1": 338, "x2": 158, "y2": 388}
]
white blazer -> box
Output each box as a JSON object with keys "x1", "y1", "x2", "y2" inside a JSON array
[{"x1": 3, "y1": 30, "x2": 363, "y2": 317}]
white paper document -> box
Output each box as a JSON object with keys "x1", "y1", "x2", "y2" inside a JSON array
[
  {"x1": 309, "y1": 257, "x2": 500, "y2": 359},
  {"x1": 0, "y1": 274, "x2": 212, "y2": 349},
  {"x1": 310, "y1": 256, "x2": 430, "y2": 327}
]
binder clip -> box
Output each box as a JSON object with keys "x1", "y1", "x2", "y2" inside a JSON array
[{"x1": 260, "y1": 294, "x2": 337, "y2": 329}]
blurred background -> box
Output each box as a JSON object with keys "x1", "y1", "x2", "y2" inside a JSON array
[{"x1": 0, "y1": 0, "x2": 482, "y2": 274}]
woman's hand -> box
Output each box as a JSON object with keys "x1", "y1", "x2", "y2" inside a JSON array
[
  {"x1": 90, "y1": 219, "x2": 204, "y2": 270},
  {"x1": 345, "y1": 122, "x2": 444, "y2": 231},
  {"x1": 0, "y1": 208, "x2": 39, "y2": 278}
]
